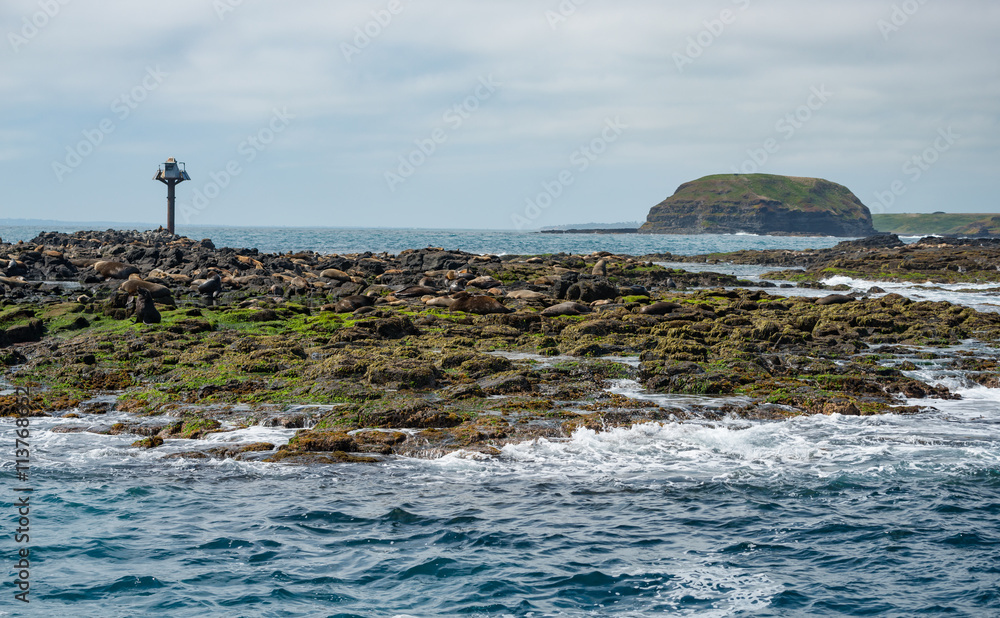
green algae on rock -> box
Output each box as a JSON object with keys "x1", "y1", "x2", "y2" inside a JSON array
[{"x1": 4, "y1": 229, "x2": 1000, "y2": 463}]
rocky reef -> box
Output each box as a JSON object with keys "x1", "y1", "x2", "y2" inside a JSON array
[
  {"x1": 666, "y1": 234, "x2": 1000, "y2": 284},
  {"x1": 639, "y1": 174, "x2": 877, "y2": 237},
  {"x1": 874, "y1": 213, "x2": 1000, "y2": 238},
  {"x1": 2, "y1": 229, "x2": 999, "y2": 464}
]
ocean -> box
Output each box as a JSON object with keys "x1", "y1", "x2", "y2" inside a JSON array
[
  {"x1": 2, "y1": 227, "x2": 999, "y2": 617},
  {"x1": 1, "y1": 225, "x2": 861, "y2": 257}
]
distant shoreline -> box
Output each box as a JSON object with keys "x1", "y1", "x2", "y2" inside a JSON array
[{"x1": 540, "y1": 228, "x2": 640, "y2": 235}]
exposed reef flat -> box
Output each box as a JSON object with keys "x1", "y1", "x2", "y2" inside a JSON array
[
  {"x1": 2, "y1": 230, "x2": 999, "y2": 463},
  {"x1": 873, "y1": 213, "x2": 1000, "y2": 237},
  {"x1": 664, "y1": 234, "x2": 1000, "y2": 284}
]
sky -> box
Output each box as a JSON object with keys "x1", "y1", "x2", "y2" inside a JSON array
[{"x1": 1, "y1": 0, "x2": 998, "y2": 230}]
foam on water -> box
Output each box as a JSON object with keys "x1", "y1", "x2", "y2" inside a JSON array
[
  {"x1": 821, "y1": 275, "x2": 1000, "y2": 312},
  {"x1": 657, "y1": 565, "x2": 783, "y2": 617},
  {"x1": 654, "y1": 260, "x2": 1000, "y2": 312}
]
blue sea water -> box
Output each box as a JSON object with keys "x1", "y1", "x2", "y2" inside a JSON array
[
  {"x1": 1, "y1": 225, "x2": 856, "y2": 257},
  {"x1": 2, "y1": 226, "x2": 999, "y2": 617}
]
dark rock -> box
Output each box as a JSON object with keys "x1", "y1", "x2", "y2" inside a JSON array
[
  {"x1": 359, "y1": 316, "x2": 418, "y2": 339},
  {"x1": 833, "y1": 234, "x2": 904, "y2": 250},
  {"x1": 366, "y1": 360, "x2": 438, "y2": 389},
  {"x1": 479, "y1": 373, "x2": 533, "y2": 394},
  {"x1": 566, "y1": 280, "x2": 618, "y2": 303},
  {"x1": 4, "y1": 319, "x2": 44, "y2": 344},
  {"x1": 132, "y1": 436, "x2": 164, "y2": 449}
]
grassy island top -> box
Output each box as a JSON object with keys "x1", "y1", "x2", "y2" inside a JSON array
[{"x1": 671, "y1": 174, "x2": 869, "y2": 216}]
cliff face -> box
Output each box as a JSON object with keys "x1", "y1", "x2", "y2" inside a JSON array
[{"x1": 639, "y1": 174, "x2": 877, "y2": 237}]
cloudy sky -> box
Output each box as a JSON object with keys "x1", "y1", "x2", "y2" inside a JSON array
[{"x1": 1, "y1": 0, "x2": 997, "y2": 230}]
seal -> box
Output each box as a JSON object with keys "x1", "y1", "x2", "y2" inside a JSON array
[
  {"x1": 335, "y1": 295, "x2": 375, "y2": 313},
  {"x1": 133, "y1": 288, "x2": 161, "y2": 324},
  {"x1": 424, "y1": 296, "x2": 455, "y2": 309},
  {"x1": 197, "y1": 274, "x2": 222, "y2": 296},
  {"x1": 449, "y1": 292, "x2": 511, "y2": 315},
  {"x1": 816, "y1": 294, "x2": 853, "y2": 306},
  {"x1": 540, "y1": 301, "x2": 592, "y2": 317},
  {"x1": 5, "y1": 259, "x2": 27, "y2": 277},
  {"x1": 467, "y1": 276, "x2": 502, "y2": 289},
  {"x1": 638, "y1": 301, "x2": 682, "y2": 316},
  {"x1": 0, "y1": 275, "x2": 28, "y2": 287},
  {"x1": 120, "y1": 278, "x2": 172, "y2": 299},
  {"x1": 94, "y1": 260, "x2": 140, "y2": 279},
  {"x1": 321, "y1": 268, "x2": 352, "y2": 282},
  {"x1": 620, "y1": 285, "x2": 648, "y2": 297},
  {"x1": 395, "y1": 285, "x2": 438, "y2": 298},
  {"x1": 506, "y1": 290, "x2": 547, "y2": 301}
]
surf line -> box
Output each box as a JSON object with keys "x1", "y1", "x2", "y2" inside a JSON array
[{"x1": 11, "y1": 385, "x2": 32, "y2": 604}]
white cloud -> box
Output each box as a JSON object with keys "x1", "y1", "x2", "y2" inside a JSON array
[{"x1": 1, "y1": 0, "x2": 998, "y2": 227}]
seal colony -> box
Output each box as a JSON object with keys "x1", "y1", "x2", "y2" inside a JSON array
[{"x1": 2, "y1": 229, "x2": 1000, "y2": 463}]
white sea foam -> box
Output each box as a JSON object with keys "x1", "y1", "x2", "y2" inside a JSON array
[
  {"x1": 475, "y1": 408, "x2": 1000, "y2": 487},
  {"x1": 658, "y1": 565, "x2": 782, "y2": 617},
  {"x1": 654, "y1": 260, "x2": 1000, "y2": 312},
  {"x1": 198, "y1": 424, "x2": 296, "y2": 446}
]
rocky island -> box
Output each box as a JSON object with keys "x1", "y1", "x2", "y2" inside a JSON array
[
  {"x1": 2, "y1": 230, "x2": 999, "y2": 464},
  {"x1": 639, "y1": 174, "x2": 877, "y2": 237}
]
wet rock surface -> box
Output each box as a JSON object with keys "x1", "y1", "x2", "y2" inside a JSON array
[
  {"x1": 3, "y1": 230, "x2": 1000, "y2": 463},
  {"x1": 657, "y1": 234, "x2": 1000, "y2": 284}
]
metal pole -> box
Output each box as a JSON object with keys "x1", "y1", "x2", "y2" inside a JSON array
[{"x1": 166, "y1": 180, "x2": 176, "y2": 235}]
